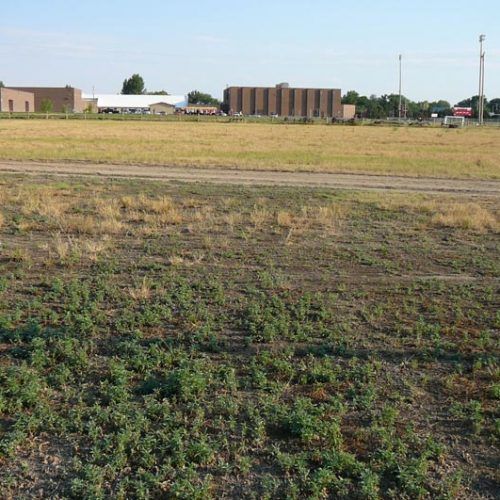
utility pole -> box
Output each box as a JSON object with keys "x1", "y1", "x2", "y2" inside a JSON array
[
  {"x1": 398, "y1": 54, "x2": 402, "y2": 120},
  {"x1": 478, "y1": 35, "x2": 485, "y2": 125}
]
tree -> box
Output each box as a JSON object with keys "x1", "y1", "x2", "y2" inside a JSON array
[
  {"x1": 188, "y1": 90, "x2": 220, "y2": 106},
  {"x1": 121, "y1": 74, "x2": 145, "y2": 95},
  {"x1": 149, "y1": 90, "x2": 169, "y2": 95},
  {"x1": 488, "y1": 98, "x2": 500, "y2": 115},
  {"x1": 0, "y1": 81, "x2": 4, "y2": 88},
  {"x1": 342, "y1": 90, "x2": 359, "y2": 105},
  {"x1": 40, "y1": 98, "x2": 53, "y2": 117},
  {"x1": 61, "y1": 104, "x2": 71, "y2": 116},
  {"x1": 428, "y1": 100, "x2": 452, "y2": 118},
  {"x1": 353, "y1": 95, "x2": 370, "y2": 117}
]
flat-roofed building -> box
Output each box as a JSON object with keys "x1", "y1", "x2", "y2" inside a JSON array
[
  {"x1": 9, "y1": 86, "x2": 86, "y2": 113},
  {"x1": 150, "y1": 102, "x2": 176, "y2": 115},
  {"x1": 0, "y1": 88, "x2": 35, "y2": 112},
  {"x1": 223, "y1": 83, "x2": 342, "y2": 118},
  {"x1": 82, "y1": 94, "x2": 188, "y2": 113}
]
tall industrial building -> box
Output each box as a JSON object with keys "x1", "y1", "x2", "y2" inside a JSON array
[{"x1": 223, "y1": 83, "x2": 342, "y2": 118}]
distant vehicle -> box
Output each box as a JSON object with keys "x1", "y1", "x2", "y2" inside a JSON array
[
  {"x1": 100, "y1": 108, "x2": 119, "y2": 114},
  {"x1": 452, "y1": 107, "x2": 473, "y2": 117},
  {"x1": 231, "y1": 111, "x2": 243, "y2": 117}
]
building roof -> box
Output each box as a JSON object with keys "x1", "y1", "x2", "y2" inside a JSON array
[
  {"x1": 150, "y1": 101, "x2": 176, "y2": 107},
  {"x1": 82, "y1": 93, "x2": 188, "y2": 108}
]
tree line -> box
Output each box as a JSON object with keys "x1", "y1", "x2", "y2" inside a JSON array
[{"x1": 342, "y1": 90, "x2": 500, "y2": 119}]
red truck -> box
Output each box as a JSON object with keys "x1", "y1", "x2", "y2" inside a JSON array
[{"x1": 452, "y1": 107, "x2": 473, "y2": 117}]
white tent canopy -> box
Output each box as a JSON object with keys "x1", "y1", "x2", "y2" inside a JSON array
[{"x1": 83, "y1": 93, "x2": 188, "y2": 109}]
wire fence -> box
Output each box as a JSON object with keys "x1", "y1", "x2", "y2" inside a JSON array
[{"x1": 1, "y1": 112, "x2": 500, "y2": 127}]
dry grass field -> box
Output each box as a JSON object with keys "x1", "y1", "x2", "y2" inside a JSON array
[
  {"x1": 0, "y1": 175, "x2": 498, "y2": 498},
  {"x1": 0, "y1": 120, "x2": 499, "y2": 178}
]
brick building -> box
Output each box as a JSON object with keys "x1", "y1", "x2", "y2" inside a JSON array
[
  {"x1": 223, "y1": 83, "x2": 342, "y2": 118},
  {"x1": 0, "y1": 88, "x2": 35, "y2": 112},
  {"x1": 9, "y1": 86, "x2": 86, "y2": 113}
]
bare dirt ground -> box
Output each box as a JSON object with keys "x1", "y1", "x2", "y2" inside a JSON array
[{"x1": 0, "y1": 160, "x2": 499, "y2": 196}]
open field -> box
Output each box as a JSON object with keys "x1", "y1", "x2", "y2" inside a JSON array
[
  {"x1": 0, "y1": 175, "x2": 498, "y2": 498},
  {"x1": 0, "y1": 120, "x2": 499, "y2": 178}
]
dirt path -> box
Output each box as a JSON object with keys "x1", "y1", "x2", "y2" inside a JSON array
[{"x1": 0, "y1": 161, "x2": 499, "y2": 196}]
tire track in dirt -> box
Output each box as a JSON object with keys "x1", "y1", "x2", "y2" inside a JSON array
[{"x1": 0, "y1": 161, "x2": 499, "y2": 196}]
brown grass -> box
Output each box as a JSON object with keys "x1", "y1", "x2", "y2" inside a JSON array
[
  {"x1": 129, "y1": 277, "x2": 153, "y2": 301},
  {"x1": 277, "y1": 210, "x2": 294, "y2": 228},
  {"x1": 98, "y1": 217, "x2": 124, "y2": 235},
  {"x1": 250, "y1": 207, "x2": 270, "y2": 228},
  {"x1": 17, "y1": 188, "x2": 68, "y2": 220},
  {"x1": 168, "y1": 255, "x2": 184, "y2": 266},
  {"x1": 431, "y1": 203, "x2": 498, "y2": 232},
  {"x1": 313, "y1": 203, "x2": 347, "y2": 228},
  {"x1": 350, "y1": 192, "x2": 498, "y2": 233},
  {"x1": 61, "y1": 215, "x2": 97, "y2": 235},
  {"x1": 121, "y1": 194, "x2": 183, "y2": 226},
  {"x1": 223, "y1": 213, "x2": 243, "y2": 229},
  {"x1": 46, "y1": 233, "x2": 108, "y2": 265},
  {"x1": 4, "y1": 181, "x2": 496, "y2": 242},
  {"x1": 0, "y1": 121, "x2": 499, "y2": 178},
  {"x1": 95, "y1": 199, "x2": 121, "y2": 220},
  {"x1": 52, "y1": 233, "x2": 74, "y2": 261}
]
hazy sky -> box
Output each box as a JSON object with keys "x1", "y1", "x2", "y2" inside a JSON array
[{"x1": 1, "y1": 0, "x2": 498, "y2": 104}]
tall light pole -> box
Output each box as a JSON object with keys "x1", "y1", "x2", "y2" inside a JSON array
[
  {"x1": 398, "y1": 54, "x2": 402, "y2": 120},
  {"x1": 478, "y1": 35, "x2": 485, "y2": 125}
]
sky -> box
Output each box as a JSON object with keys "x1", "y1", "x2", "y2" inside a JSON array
[{"x1": 1, "y1": 0, "x2": 498, "y2": 104}]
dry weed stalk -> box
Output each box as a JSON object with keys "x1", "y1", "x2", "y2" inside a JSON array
[
  {"x1": 224, "y1": 212, "x2": 243, "y2": 229},
  {"x1": 168, "y1": 255, "x2": 184, "y2": 266},
  {"x1": 83, "y1": 238, "x2": 109, "y2": 261},
  {"x1": 250, "y1": 207, "x2": 270, "y2": 228},
  {"x1": 53, "y1": 233, "x2": 73, "y2": 261},
  {"x1": 98, "y1": 217, "x2": 124, "y2": 235},
  {"x1": 129, "y1": 277, "x2": 152, "y2": 301},
  {"x1": 95, "y1": 199, "x2": 121, "y2": 220},
  {"x1": 314, "y1": 204, "x2": 347, "y2": 228}
]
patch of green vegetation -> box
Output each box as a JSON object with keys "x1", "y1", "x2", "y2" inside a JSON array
[{"x1": 0, "y1": 176, "x2": 497, "y2": 498}]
